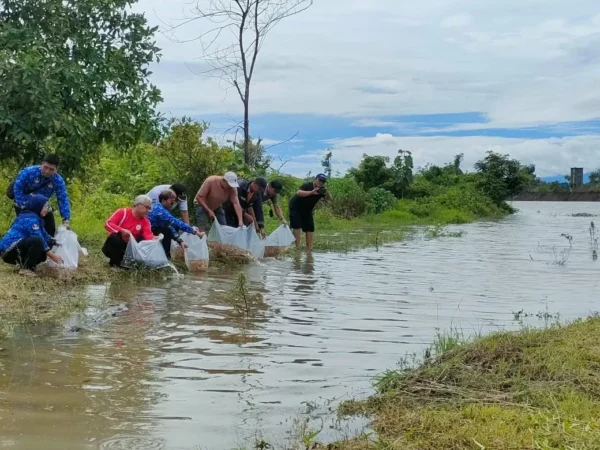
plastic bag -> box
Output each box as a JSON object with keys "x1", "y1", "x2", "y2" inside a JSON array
[
  {"x1": 123, "y1": 238, "x2": 170, "y2": 269},
  {"x1": 264, "y1": 225, "x2": 296, "y2": 257},
  {"x1": 171, "y1": 239, "x2": 184, "y2": 262},
  {"x1": 207, "y1": 222, "x2": 264, "y2": 259},
  {"x1": 182, "y1": 233, "x2": 209, "y2": 272},
  {"x1": 45, "y1": 226, "x2": 80, "y2": 279}
]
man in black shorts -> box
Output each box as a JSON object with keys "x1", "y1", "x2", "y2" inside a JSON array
[{"x1": 288, "y1": 173, "x2": 331, "y2": 251}]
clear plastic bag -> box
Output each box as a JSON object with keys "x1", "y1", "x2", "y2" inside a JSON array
[
  {"x1": 171, "y1": 239, "x2": 184, "y2": 261},
  {"x1": 264, "y1": 225, "x2": 296, "y2": 257},
  {"x1": 207, "y1": 222, "x2": 264, "y2": 259},
  {"x1": 45, "y1": 226, "x2": 80, "y2": 278},
  {"x1": 123, "y1": 238, "x2": 170, "y2": 269},
  {"x1": 182, "y1": 233, "x2": 209, "y2": 272}
]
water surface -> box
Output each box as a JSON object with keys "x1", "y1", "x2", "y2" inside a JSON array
[{"x1": 1, "y1": 202, "x2": 599, "y2": 449}]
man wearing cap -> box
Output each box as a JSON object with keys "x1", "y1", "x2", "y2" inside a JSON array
[
  {"x1": 147, "y1": 183, "x2": 190, "y2": 224},
  {"x1": 223, "y1": 177, "x2": 268, "y2": 236},
  {"x1": 251, "y1": 180, "x2": 287, "y2": 237},
  {"x1": 288, "y1": 173, "x2": 331, "y2": 251},
  {"x1": 194, "y1": 172, "x2": 244, "y2": 231}
]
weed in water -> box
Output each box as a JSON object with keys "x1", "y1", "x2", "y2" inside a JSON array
[{"x1": 226, "y1": 273, "x2": 264, "y2": 316}]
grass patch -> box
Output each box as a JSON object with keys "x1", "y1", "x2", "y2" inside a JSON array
[{"x1": 335, "y1": 317, "x2": 600, "y2": 449}]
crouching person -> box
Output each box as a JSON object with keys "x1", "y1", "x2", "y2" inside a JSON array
[
  {"x1": 0, "y1": 194, "x2": 63, "y2": 277},
  {"x1": 148, "y1": 189, "x2": 205, "y2": 259},
  {"x1": 102, "y1": 195, "x2": 156, "y2": 268}
]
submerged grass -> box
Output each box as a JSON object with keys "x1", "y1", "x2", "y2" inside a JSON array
[{"x1": 335, "y1": 317, "x2": 600, "y2": 450}]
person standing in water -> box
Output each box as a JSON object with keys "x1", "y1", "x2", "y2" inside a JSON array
[{"x1": 288, "y1": 174, "x2": 331, "y2": 252}]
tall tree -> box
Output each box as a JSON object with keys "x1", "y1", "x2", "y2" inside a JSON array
[
  {"x1": 392, "y1": 149, "x2": 413, "y2": 198},
  {"x1": 0, "y1": 0, "x2": 162, "y2": 174},
  {"x1": 474, "y1": 151, "x2": 535, "y2": 206},
  {"x1": 589, "y1": 169, "x2": 600, "y2": 186},
  {"x1": 169, "y1": 0, "x2": 313, "y2": 165},
  {"x1": 321, "y1": 150, "x2": 333, "y2": 179},
  {"x1": 349, "y1": 154, "x2": 393, "y2": 191}
]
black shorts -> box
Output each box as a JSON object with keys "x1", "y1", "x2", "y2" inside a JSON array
[{"x1": 289, "y1": 208, "x2": 315, "y2": 233}]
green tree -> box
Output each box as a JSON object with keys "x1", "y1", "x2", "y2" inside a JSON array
[
  {"x1": 158, "y1": 118, "x2": 233, "y2": 197},
  {"x1": 0, "y1": 0, "x2": 162, "y2": 173},
  {"x1": 321, "y1": 150, "x2": 333, "y2": 179},
  {"x1": 229, "y1": 137, "x2": 272, "y2": 177},
  {"x1": 391, "y1": 149, "x2": 414, "y2": 198},
  {"x1": 349, "y1": 154, "x2": 394, "y2": 191},
  {"x1": 474, "y1": 151, "x2": 535, "y2": 206},
  {"x1": 589, "y1": 169, "x2": 600, "y2": 186}
]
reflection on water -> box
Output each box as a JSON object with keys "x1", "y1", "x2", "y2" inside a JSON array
[{"x1": 2, "y1": 202, "x2": 600, "y2": 449}]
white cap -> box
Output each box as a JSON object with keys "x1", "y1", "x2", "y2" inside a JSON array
[{"x1": 224, "y1": 171, "x2": 239, "y2": 188}]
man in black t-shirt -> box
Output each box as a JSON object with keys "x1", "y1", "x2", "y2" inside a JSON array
[
  {"x1": 223, "y1": 177, "x2": 268, "y2": 232},
  {"x1": 288, "y1": 173, "x2": 331, "y2": 251}
]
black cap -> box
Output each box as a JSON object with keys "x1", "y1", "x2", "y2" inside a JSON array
[
  {"x1": 254, "y1": 177, "x2": 268, "y2": 190},
  {"x1": 269, "y1": 180, "x2": 283, "y2": 193},
  {"x1": 170, "y1": 183, "x2": 187, "y2": 200}
]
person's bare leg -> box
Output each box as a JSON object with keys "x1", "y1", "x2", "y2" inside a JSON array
[
  {"x1": 293, "y1": 229, "x2": 302, "y2": 248},
  {"x1": 306, "y1": 232, "x2": 314, "y2": 252}
]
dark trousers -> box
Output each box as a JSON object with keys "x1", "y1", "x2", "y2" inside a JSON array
[
  {"x1": 102, "y1": 233, "x2": 128, "y2": 267},
  {"x1": 2, "y1": 236, "x2": 48, "y2": 270},
  {"x1": 152, "y1": 226, "x2": 175, "y2": 259},
  {"x1": 14, "y1": 207, "x2": 56, "y2": 237}
]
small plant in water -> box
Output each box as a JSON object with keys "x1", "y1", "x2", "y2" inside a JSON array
[
  {"x1": 226, "y1": 273, "x2": 264, "y2": 316},
  {"x1": 426, "y1": 224, "x2": 464, "y2": 239},
  {"x1": 561, "y1": 233, "x2": 574, "y2": 246}
]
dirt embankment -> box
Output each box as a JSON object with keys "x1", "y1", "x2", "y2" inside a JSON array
[{"x1": 514, "y1": 192, "x2": 600, "y2": 201}]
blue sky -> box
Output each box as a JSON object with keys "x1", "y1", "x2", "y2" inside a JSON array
[{"x1": 135, "y1": 0, "x2": 600, "y2": 179}]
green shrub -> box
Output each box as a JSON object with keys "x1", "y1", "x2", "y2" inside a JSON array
[
  {"x1": 326, "y1": 177, "x2": 367, "y2": 219},
  {"x1": 366, "y1": 187, "x2": 396, "y2": 214}
]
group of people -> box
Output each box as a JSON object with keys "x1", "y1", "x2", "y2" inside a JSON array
[{"x1": 0, "y1": 154, "x2": 331, "y2": 276}]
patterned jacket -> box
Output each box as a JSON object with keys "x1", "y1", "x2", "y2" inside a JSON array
[
  {"x1": 148, "y1": 202, "x2": 195, "y2": 240},
  {"x1": 0, "y1": 212, "x2": 53, "y2": 254},
  {"x1": 13, "y1": 166, "x2": 71, "y2": 220}
]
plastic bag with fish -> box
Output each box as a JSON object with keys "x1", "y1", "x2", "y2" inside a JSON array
[
  {"x1": 171, "y1": 239, "x2": 184, "y2": 262},
  {"x1": 182, "y1": 233, "x2": 209, "y2": 272},
  {"x1": 123, "y1": 237, "x2": 170, "y2": 269},
  {"x1": 263, "y1": 225, "x2": 295, "y2": 257},
  {"x1": 207, "y1": 222, "x2": 264, "y2": 259},
  {"x1": 45, "y1": 225, "x2": 80, "y2": 279}
]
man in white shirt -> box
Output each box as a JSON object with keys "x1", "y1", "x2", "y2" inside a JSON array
[{"x1": 147, "y1": 183, "x2": 190, "y2": 224}]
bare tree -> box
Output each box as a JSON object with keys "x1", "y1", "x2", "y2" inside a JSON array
[{"x1": 165, "y1": 0, "x2": 313, "y2": 165}]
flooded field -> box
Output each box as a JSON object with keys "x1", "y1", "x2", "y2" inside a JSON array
[{"x1": 1, "y1": 202, "x2": 600, "y2": 450}]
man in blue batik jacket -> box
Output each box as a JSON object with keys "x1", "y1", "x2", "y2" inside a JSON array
[
  {"x1": 10, "y1": 154, "x2": 71, "y2": 237},
  {"x1": 0, "y1": 194, "x2": 64, "y2": 276},
  {"x1": 148, "y1": 189, "x2": 205, "y2": 259}
]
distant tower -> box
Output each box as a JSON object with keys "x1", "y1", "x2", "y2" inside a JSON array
[{"x1": 570, "y1": 167, "x2": 584, "y2": 189}]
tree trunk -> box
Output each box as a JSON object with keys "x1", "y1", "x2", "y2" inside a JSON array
[{"x1": 243, "y1": 86, "x2": 250, "y2": 165}]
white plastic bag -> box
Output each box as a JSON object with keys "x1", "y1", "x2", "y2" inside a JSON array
[
  {"x1": 264, "y1": 225, "x2": 296, "y2": 257},
  {"x1": 123, "y1": 238, "x2": 170, "y2": 269},
  {"x1": 44, "y1": 226, "x2": 80, "y2": 279},
  {"x1": 207, "y1": 222, "x2": 264, "y2": 259},
  {"x1": 182, "y1": 233, "x2": 209, "y2": 272}
]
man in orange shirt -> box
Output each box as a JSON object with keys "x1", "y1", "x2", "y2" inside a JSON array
[{"x1": 194, "y1": 172, "x2": 244, "y2": 231}]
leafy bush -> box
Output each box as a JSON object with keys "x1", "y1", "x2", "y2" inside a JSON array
[
  {"x1": 366, "y1": 187, "x2": 396, "y2": 214},
  {"x1": 326, "y1": 177, "x2": 367, "y2": 218}
]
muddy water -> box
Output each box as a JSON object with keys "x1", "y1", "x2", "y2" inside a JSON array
[{"x1": 2, "y1": 202, "x2": 600, "y2": 449}]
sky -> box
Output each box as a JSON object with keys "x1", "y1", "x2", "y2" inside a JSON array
[{"x1": 133, "y1": 0, "x2": 600, "y2": 179}]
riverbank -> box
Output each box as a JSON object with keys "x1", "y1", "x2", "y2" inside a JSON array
[
  {"x1": 514, "y1": 191, "x2": 600, "y2": 201},
  {"x1": 333, "y1": 317, "x2": 600, "y2": 449}
]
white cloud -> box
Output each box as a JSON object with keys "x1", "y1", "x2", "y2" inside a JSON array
[
  {"x1": 132, "y1": 0, "x2": 600, "y2": 126},
  {"x1": 280, "y1": 134, "x2": 600, "y2": 178}
]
